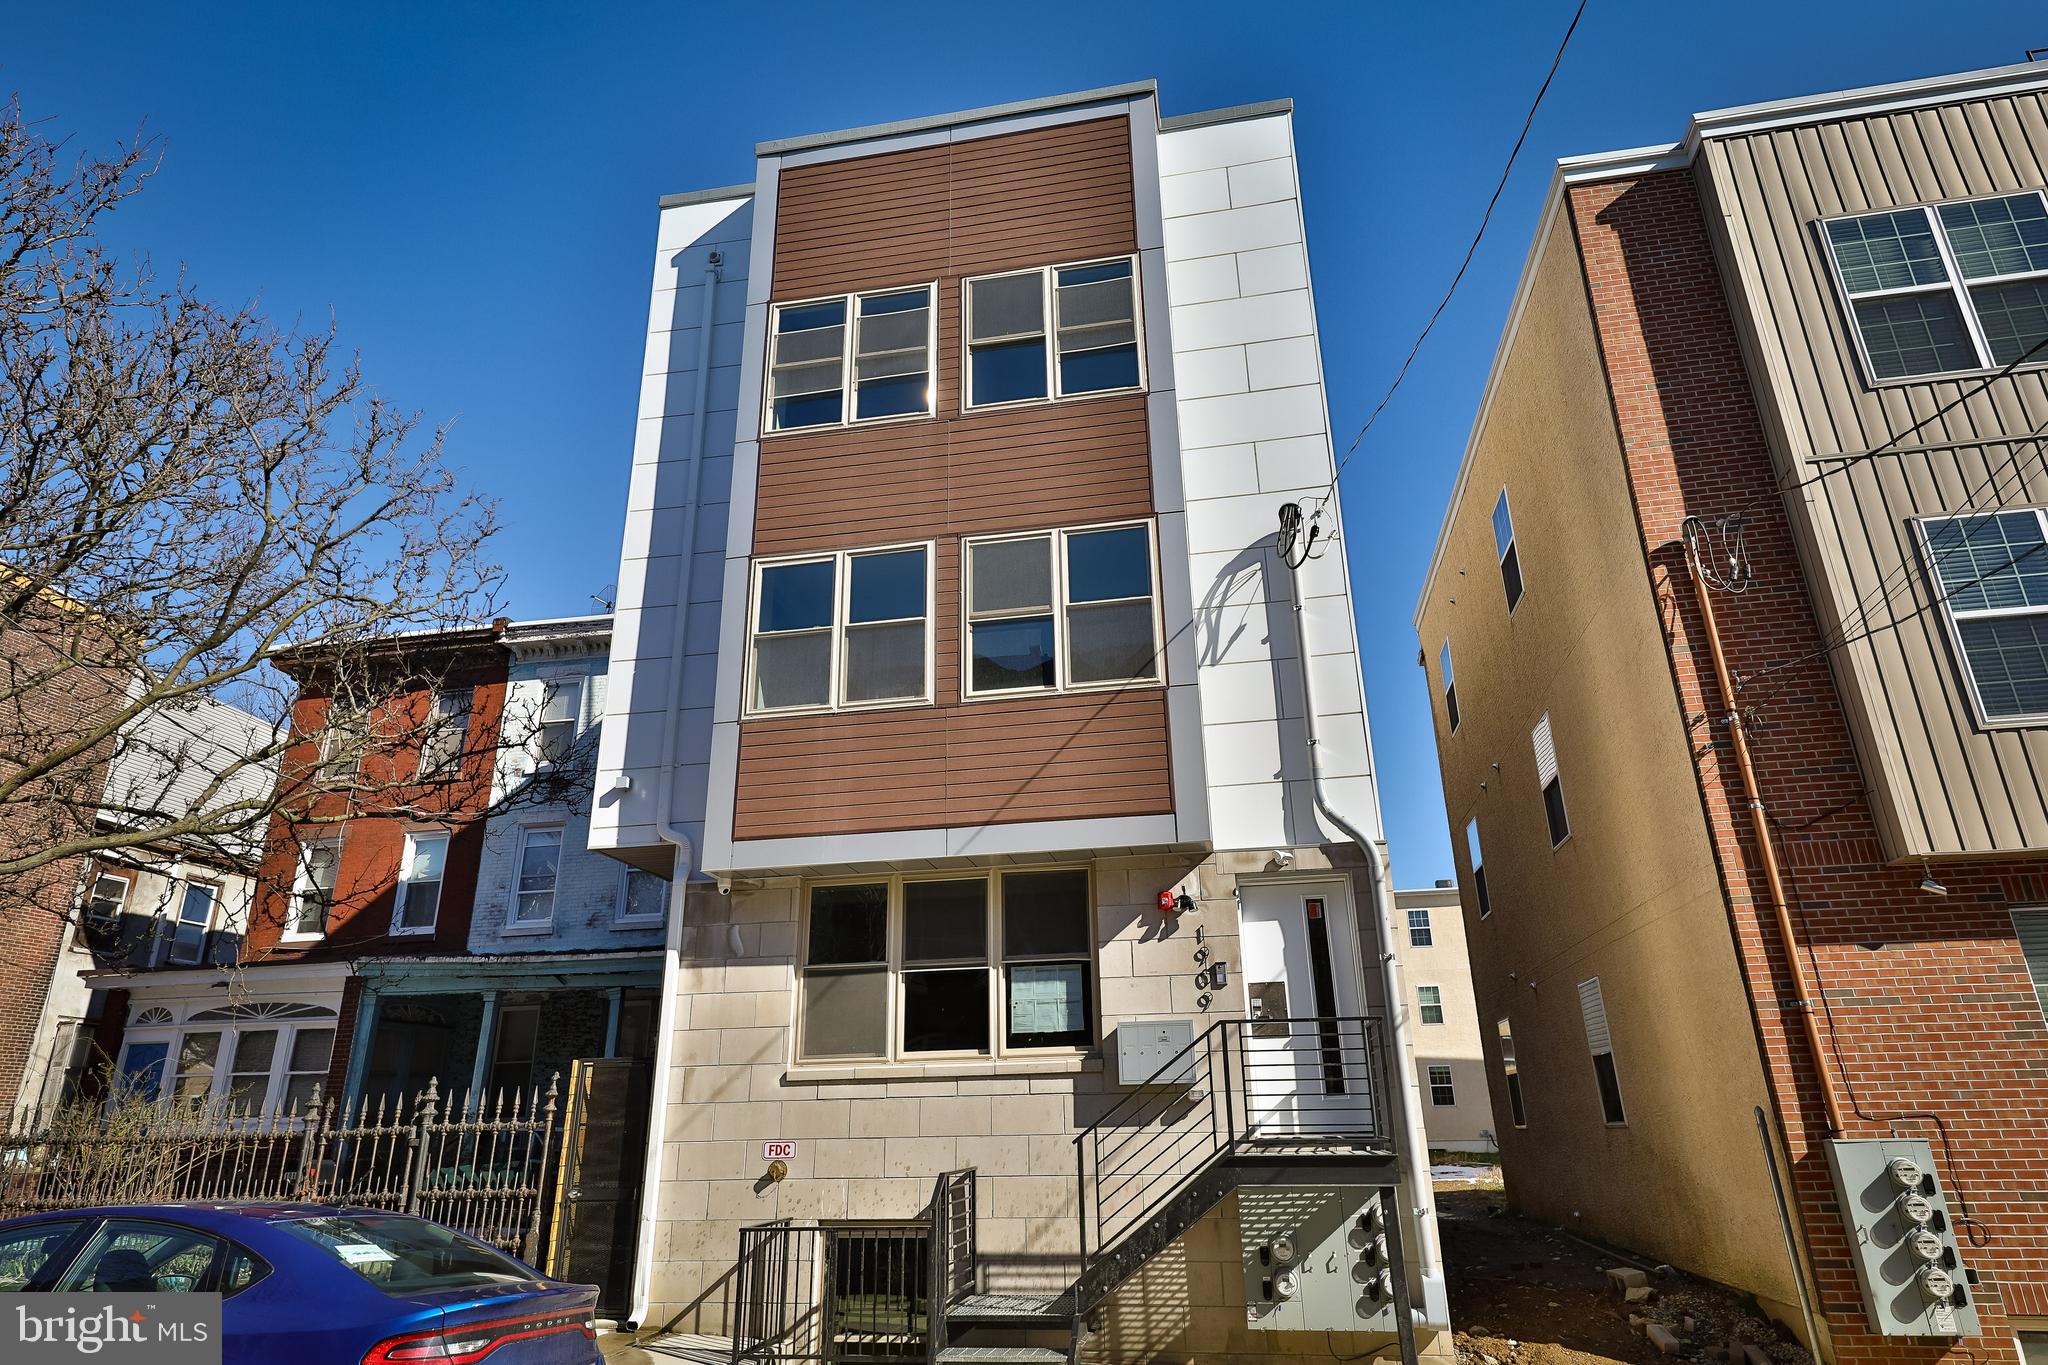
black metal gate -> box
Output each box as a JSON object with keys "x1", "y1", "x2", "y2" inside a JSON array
[{"x1": 549, "y1": 1057, "x2": 652, "y2": 1310}]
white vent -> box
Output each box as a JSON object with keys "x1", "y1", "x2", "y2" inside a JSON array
[
  {"x1": 1577, "y1": 976, "x2": 1612, "y2": 1056},
  {"x1": 1533, "y1": 713, "x2": 1559, "y2": 786}
]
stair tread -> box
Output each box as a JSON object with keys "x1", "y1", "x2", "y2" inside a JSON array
[
  {"x1": 936, "y1": 1348, "x2": 1068, "y2": 1364},
  {"x1": 950, "y1": 1291, "x2": 1076, "y2": 1319}
]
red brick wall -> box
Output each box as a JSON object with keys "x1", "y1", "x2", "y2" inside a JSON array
[
  {"x1": 1570, "y1": 169, "x2": 2048, "y2": 1362},
  {"x1": 243, "y1": 651, "x2": 507, "y2": 963},
  {"x1": 0, "y1": 611, "x2": 127, "y2": 1113}
]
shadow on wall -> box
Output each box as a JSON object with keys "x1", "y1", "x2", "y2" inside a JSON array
[{"x1": 1195, "y1": 530, "x2": 1324, "y2": 847}]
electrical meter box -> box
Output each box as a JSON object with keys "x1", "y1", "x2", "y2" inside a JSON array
[
  {"x1": 1823, "y1": 1137, "x2": 1980, "y2": 1337},
  {"x1": 1114, "y1": 1019, "x2": 1194, "y2": 1086},
  {"x1": 1239, "y1": 1185, "x2": 1398, "y2": 1334}
]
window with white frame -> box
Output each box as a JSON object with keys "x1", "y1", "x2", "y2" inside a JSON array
[
  {"x1": 165, "y1": 883, "x2": 217, "y2": 965},
  {"x1": 2014, "y1": 908, "x2": 2048, "y2": 1022},
  {"x1": 964, "y1": 522, "x2": 1160, "y2": 696},
  {"x1": 965, "y1": 256, "x2": 1141, "y2": 408},
  {"x1": 1919, "y1": 510, "x2": 2048, "y2": 722},
  {"x1": 1497, "y1": 1017, "x2": 1526, "y2": 1127},
  {"x1": 747, "y1": 544, "x2": 931, "y2": 714},
  {"x1": 536, "y1": 677, "x2": 584, "y2": 767},
  {"x1": 1407, "y1": 908, "x2": 1433, "y2": 947},
  {"x1": 418, "y1": 687, "x2": 472, "y2": 777},
  {"x1": 618, "y1": 867, "x2": 668, "y2": 925},
  {"x1": 84, "y1": 868, "x2": 133, "y2": 926},
  {"x1": 288, "y1": 841, "x2": 340, "y2": 940},
  {"x1": 392, "y1": 832, "x2": 448, "y2": 935},
  {"x1": 121, "y1": 1004, "x2": 336, "y2": 1117},
  {"x1": 1577, "y1": 976, "x2": 1627, "y2": 1125},
  {"x1": 1533, "y1": 712, "x2": 1569, "y2": 847},
  {"x1": 796, "y1": 869, "x2": 1093, "y2": 1063},
  {"x1": 767, "y1": 284, "x2": 935, "y2": 431},
  {"x1": 1822, "y1": 191, "x2": 2048, "y2": 382},
  {"x1": 1440, "y1": 640, "x2": 1460, "y2": 732},
  {"x1": 508, "y1": 826, "x2": 563, "y2": 929},
  {"x1": 1416, "y1": 984, "x2": 1445, "y2": 1026},
  {"x1": 1493, "y1": 489, "x2": 1523, "y2": 611},
  {"x1": 1426, "y1": 1064, "x2": 1456, "y2": 1107},
  {"x1": 1467, "y1": 819, "x2": 1491, "y2": 918}
]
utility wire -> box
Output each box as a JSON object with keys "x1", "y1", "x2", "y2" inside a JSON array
[{"x1": 1315, "y1": 0, "x2": 1589, "y2": 511}]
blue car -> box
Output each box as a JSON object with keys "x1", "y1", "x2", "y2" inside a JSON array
[{"x1": 0, "y1": 1203, "x2": 600, "y2": 1363}]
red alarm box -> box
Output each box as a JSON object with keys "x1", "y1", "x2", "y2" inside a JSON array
[{"x1": 1158, "y1": 889, "x2": 1179, "y2": 914}]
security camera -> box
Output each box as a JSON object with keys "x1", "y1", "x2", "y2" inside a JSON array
[
  {"x1": 1270, "y1": 849, "x2": 1295, "y2": 868},
  {"x1": 716, "y1": 878, "x2": 733, "y2": 896}
]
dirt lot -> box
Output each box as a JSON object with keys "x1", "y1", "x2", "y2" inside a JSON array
[{"x1": 1437, "y1": 1173, "x2": 1812, "y2": 1365}]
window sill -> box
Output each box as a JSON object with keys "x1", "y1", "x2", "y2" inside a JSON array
[
  {"x1": 786, "y1": 1053, "x2": 1101, "y2": 1084},
  {"x1": 500, "y1": 922, "x2": 555, "y2": 937},
  {"x1": 961, "y1": 676, "x2": 1166, "y2": 705},
  {"x1": 743, "y1": 696, "x2": 936, "y2": 722},
  {"x1": 762, "y1": 408, "x2": 937, "y2": 439},
  {"x1": 388, "y1": 927, "x2": 437, "y2": 938},
  {"x1": 1856, "y1": 358, "x2": 2048, "y2": 393},
  {"x1": 960, "y1": 383, "x2": 1147, "y2": 418},
  {"x1": 279, "y1": 932, "x2": 326, "y2": 945},
  {"x1": 612, "y1": 918, "x2": 665, "y2": 932}
]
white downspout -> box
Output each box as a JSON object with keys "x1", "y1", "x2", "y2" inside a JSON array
[
  {"x1": 626, "y1": 248, "x2": 723, "y2": 1332},
  {"x1": 1280, "y1": 500, "x2": 1445, "y2": 1319}
]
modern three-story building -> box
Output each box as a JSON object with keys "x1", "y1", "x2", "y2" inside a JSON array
[
  {"x1": 1417, "y1": 57, "x2": 2048, "y2": 1365},
  {"x1": 594, "y1": 82, "x2": 1448, "y2": 1364}
]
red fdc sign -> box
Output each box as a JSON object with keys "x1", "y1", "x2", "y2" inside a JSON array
[{"x1": 763, "y1": 1140, "x2": 798, "y2": 1161}]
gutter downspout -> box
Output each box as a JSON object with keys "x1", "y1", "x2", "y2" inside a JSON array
[
  {"x1": 626, "y1": 249, "x2": 724, "y2": 1333},
  {"x1": 1681, "y1": 532, "x2": 1847, "y2": 1138},
  {"x1": 1280, "y1": 502, "x2": 1444, "y2": 1323}
]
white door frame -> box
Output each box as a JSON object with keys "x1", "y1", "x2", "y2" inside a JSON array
[{"x1": 1235, "y1": 873, "x2": 1375, "y2": 1132}]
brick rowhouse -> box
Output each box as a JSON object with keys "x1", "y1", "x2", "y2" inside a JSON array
[{"x1": 1569, "y1": 168, "x2": 2048, "y2": 1362}]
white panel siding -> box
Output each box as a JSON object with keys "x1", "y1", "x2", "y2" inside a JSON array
[
  {"x1": 589, "y1": 194, "x2": 753, "y2": 860},
  {"x1": 1577, "y1": 977, "x2": 1613, "y2": 1056},
  {"x1": 1159, "y1": 111, "x2": 1381, "y2": 851}
]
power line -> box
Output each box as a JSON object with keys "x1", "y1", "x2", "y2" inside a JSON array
[{"x1": 1315, "y1": 0, "x2": 1590, "y2": 510}]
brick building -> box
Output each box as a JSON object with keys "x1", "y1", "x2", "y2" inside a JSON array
[
  {"x1": 0, "y1": 597, "x2": 130, "y2": 1114},
  {"x1": 1416, "y1": 61, "x2": 2048, "y2": 1362}
]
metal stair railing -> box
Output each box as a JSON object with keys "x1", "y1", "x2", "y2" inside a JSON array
[{"x1": 1072, "y1": 1015, "x2": 1388, "y2": 1284}]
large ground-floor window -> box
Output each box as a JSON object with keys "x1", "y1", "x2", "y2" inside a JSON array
[
  {"x1": 115, "y1": 1001, "x2": 338, "y2": 1118},
  {"x1": 798, "y1": 868, "x2": 1095, "y2": 1064}
]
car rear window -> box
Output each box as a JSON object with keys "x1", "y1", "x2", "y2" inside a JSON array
[{"x1": 276, "y1": 1215, "x2": 533, "y2": 1295}]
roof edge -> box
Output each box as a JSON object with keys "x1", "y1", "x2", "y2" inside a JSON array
[
  {"x1": 1683, "y1": 56, "x2": 2048, "y2": 153},
  {"x1": 657, "y1": 183, "x2": 754, "y2": 210},
  {"x1": 756, "y1": 80, "x2": 1157, "y2": 157},
  {"x1": 1159, "y1": 98, "x2": 1294, "y2": 132}
]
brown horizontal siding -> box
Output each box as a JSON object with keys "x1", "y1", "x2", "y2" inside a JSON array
[
  {"x1": 734, "y1": 692, "x2": 1172, "y2": 840},
  {"x1": 741, "y1": 113, "x2": 1161, "y2": 841}
]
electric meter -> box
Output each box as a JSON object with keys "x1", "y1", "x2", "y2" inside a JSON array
[
  {"x1": 1271, "y1": 1236, "x2": 1296, "y2": 1265},
  {"x1": 1274, "y1": 1271, "x2": 1298, "y2": 1301},
  {"x1": 1907, "y1": 1228, "x2": 1944, "y2": 1263},
  {"x1": 1898, "y1": 1192, "x2": 1934, "y2": 1226},
  {"x1": 1919, "y1": 1266, "x2": 1954, "y2": 1301},
  {"x1": 1888, "y1": 1156, "x2": 1923, "y2": 1190}
]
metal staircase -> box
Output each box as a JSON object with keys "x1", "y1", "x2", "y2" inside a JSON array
[{"x1": 728, "y1": 1015, "x2": 1414, "y2": 1365}]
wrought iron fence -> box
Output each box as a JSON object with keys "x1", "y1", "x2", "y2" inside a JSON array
[{"x1": 0, "y1": 1075, "x2": 562, "y2": 1262}]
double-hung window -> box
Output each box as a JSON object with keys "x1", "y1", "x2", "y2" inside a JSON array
[
  {"x1": 393, "y1": 832, "x2": 447, "y2": 935},
  {"x1": 964, "y1": 522, "x2": 1160, "y2": 697},
  {"x1": 796, "y1": 869, "x2": 1094, "y2": 1064},
  {"x1": 166, "y1": 883, "x2": 216, "y2": 965},
  {"x1": 536, "y1": 677, "x2": 583, "y2": 767},
  {"x1": 1426, "y1": 1064, "x2": 1456, "y2": 1107},
  {"x1": 418, "y1": 688, "x2": 472, "y2": 778},
  {"x1": 1823, "y1": 191, "x2": 2048, "y2": 382},
  {"x1": 767, "y1": 285, "x2": 935, "y2": 431},
  {"x1": 964, "y1": 256, "x2": 1141, "y2": 408},
  {"x1": 1533, "y1": 712, "x2": 1569, "y2": 847},
  {"x1": 618, "y1": 867, "x2": 668, "y2": 925},
  {"x1": 508, "y1": 826, "x2": 563, "y2": 929},
  {"x1": 1497, "y1": 1017, "x2": 1526, "y2": 1128},
  {"x1": 1493, "y1": 489, "x2": 1523, "y2": 611},
  {"x1": 1919, "y1": 509, "x2": 2048, "y2": 723},
  {"x1": 748, "y1": 544, "x2": 932, "y2": 714},
  {"x1": 1467, "y1": 819, "x2": 1490, "y2": 918},
  {"x1": 1577, "y1": 976, "x2": 1627, "y2": 1125},
  {"x1": 1440, "y1": 640, "x2": 1460, "y2": 732},
  {"x1": 1416, "y1": 984, "x2": 1445, "y2": 1026},
  {"x1": 84, "y1": 868, "x2": 133, "y2": 927},
  {"x1": 1407, "y1": 908, "x2": 1433, "y2": 947},
  {"x1": 288, "y1": 841, "x2": 340, "y2": 940}
]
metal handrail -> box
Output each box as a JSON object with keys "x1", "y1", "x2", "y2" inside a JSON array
[{"x1": 1073, "y1": 1015, "x2": 1388, "y2": 1272}]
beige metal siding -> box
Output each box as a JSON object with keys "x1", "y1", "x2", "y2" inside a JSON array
[{"x1": 1699, "y1": 92, "x2": 2048, "y2": 857}]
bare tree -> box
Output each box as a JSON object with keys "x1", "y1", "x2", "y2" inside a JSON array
[{"x1": 0, "y1": 93, "x2": 567, "y2": 914}]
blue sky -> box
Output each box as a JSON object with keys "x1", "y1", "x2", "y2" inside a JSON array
[{"x1": 12, "y1": 1, "x2": 2045, "y2": 881}]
